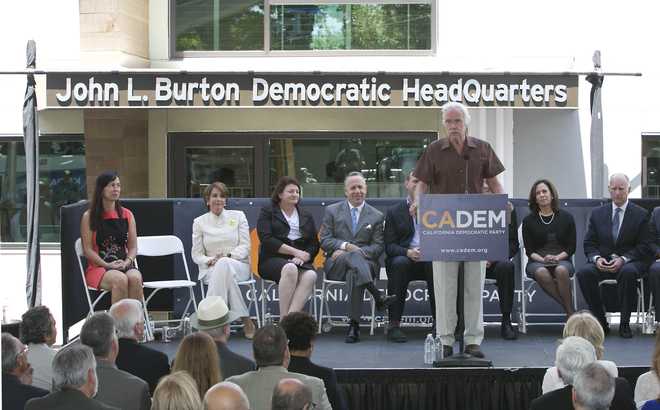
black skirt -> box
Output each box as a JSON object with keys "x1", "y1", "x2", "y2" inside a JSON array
[{"x1": 258, "y1": 257, "x2": 315, "y2": 283}]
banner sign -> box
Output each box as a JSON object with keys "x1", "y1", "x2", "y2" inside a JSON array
[
  {"x1": 419, "y1": 194, "x2": 508, "y2": 261},
  {"x1": 46, "y1": 72, "x2": 578, "y2": 109}
]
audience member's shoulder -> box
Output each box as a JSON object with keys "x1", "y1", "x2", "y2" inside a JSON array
[
  {"x1": 225, "y1": 370, "x2": 255, "y2": 385},
  {"x1": 291, "y1": 371, "x2": 326, "y2": 388}
]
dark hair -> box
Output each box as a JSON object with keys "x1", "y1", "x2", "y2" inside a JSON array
[
  {"x1": 271, "y1": 176, "x2": 301, "y2": 204},
  {"x1": 279, "y1": 312, "x2": 317, "y2": 351},
  {"x1": 80, "y1": 312, "x2": 115, "y2": 357},
  {"x1": 21, "y1": 306, "x2": 53, "y2": 345},
  {"x1": 272, "y1": 379, "x2": 313, "y2": 410},
  {"x1": 528, "y1": 179, "x2": 559, "y2": 213},
  {"x1": 89, "y1": 171, "x2": 123, "y2": 231},
  {"x1": 202, "y1": 182, "x2": 229, "y2": 210},
  {"x1": 253, "y1": 325, "x2": 287, "y2": 367}
]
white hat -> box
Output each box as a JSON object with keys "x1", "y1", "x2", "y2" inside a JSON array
[{"x1": 190, "y1": 296, "x2": 239, "y2": 330}]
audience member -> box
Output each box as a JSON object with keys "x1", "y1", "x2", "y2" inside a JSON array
[
  {"x1": 531, "y1": 336, "x2": 634, "y2": 410},
  {"x1": 172, "y1": 332, "x2": 222, "y2": 398},
  {"x1": 578, "y1": 173, "x2": 651, "y2": 338},
  {"x1": 280, "y1": 312, "x2": 347, "y2": 410},
  {"x1": 204, "y1": 381, "x2": 250, "y2": 410},
  {"x1": 191, "y1": 181, "x2": 256, "y2": 339},
  {"x1": 635, "y1": 332, "x2": 660, "y2": 407},
  {"x1": 543, "y1": 311, "x2": 618, "y2": 393},
  {"x1": 2, "y1": 332, "x2": 48, "y2": 410},
  {"x1": 109, "y1": 298, "x2": 170, "y2": 394},
  {"x1": 272, "y1": 378, "x2": 313, "y2": 410},
  {"x1": 21, "y1": 305, "x2": 58, "y2": 390},
  {"x1": 151, "y1": 371, "x2": 201, "y2": 410},
  {"x1": 192, "y1": 296, "x2": 256, "y2": 379},
  {"x1": 572, "y1": 362, "x2": 615, "y2": 410},
  {"x1": 226, "y1": 325, "x2": 331, "y2": 410},
  {"x1": 522, "y1": 179, "x2": 577, "y2": 317},
  {"x1": 25, "y1": 344, "x2": 118, "y2": 410},
  {"x1": 80, "y1": 312, "x2": 150, "y2": 410}
]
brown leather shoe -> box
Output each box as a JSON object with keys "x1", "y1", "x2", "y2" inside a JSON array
[{"x1": 464, "y1": 344, "x2": 485, "y2": 358}]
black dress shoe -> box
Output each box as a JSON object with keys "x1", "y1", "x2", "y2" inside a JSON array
[
  {"x1": 375, "y1": 294, "x2": 397, "y2": 311},
  {"x1": 619, "y1": 323, "x2": 633, "y2": 339},
  {"x1": 501, "y1": 321, "x2": 518, "y2": 340},
  {"x1": 442, "y1": 345, "x2": 454, "y2": 358},
  {"x1": 345, "y1": 321, "x2": 360, "y2": 343},
  {"x1": 464, "y1": 344, "x2": 485, "y2": 358},
  {"x1": 598, "y1": 318, "x2": 610, "y2": 335},
  {"x1": 387, "y1": 326, "x2": 407, "y2": 343}
]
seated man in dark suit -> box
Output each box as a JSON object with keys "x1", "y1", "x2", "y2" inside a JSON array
[
  {"x1": 2, "y1": 333, "x2": 48, "y2": 410},
  {"x1": 577, "y1": 173, "x2": 651, "y2": 338},
  {"x1": 572, "y1": 362, "x2": 616, "y2": 410},
  {"x1": 26, "y1": 344, "x2": 118, "y2": 410},
  {"x1": 109, "y1": 299, "x2": 170, "y2": 394},
  {"x1": 530, "y1": 336, "x2": 634, "y2": 410},
  {"x1": 280, "y1": 312, "x2": 347, "y2": 410},
  {"x1": 319, "y1": 171, "x2": 395, "y2": 343},
  {"x1": 384, "y1": 172, "x2": 435, "y2": 342},
  {"x1": 191, "y1": 296, "x2": 256, "y2": 379},
  {"x1": 646, "y1": 206, "x2": 660, "y2": 326}
]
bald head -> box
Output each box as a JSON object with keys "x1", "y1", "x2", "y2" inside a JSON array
[
  {"x1": 272, "y1": 378, "x2": 312, "y2": 410},
  {"x1": 204, "y1": 382, "x2": 249, "y2": 410}
]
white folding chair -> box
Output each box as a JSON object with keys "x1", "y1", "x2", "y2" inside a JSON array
[
  {"x1": 199, "y1": 271, "x2": 262, "y2": 328},
  {"x1": 317, "y1": 270, "x2": 376, "y2": 335},
  {"x1": 74, "y1": 238, "x2": 110, "y2": 317},
  {"x1": 136, "y1": 235, "x2": 198, "y2": 332},
  {"x1": 259, "y1": 277, "x2": 317, "y2": 325}
]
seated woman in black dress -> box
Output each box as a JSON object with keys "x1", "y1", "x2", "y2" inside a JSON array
[
  {"x1": 257, "y1": 176, "x2": 319, "y2": 316},
  {"x1": 522, "y1": 179, "x2": 577, "y2": 317}
]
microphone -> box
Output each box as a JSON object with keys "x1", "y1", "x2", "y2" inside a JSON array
[{"x1": 463, "y1": 154, "x2": 469, "y2": 194}]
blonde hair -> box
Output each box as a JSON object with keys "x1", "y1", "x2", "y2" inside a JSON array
[
  {"x1": 152, "y1": 371, "x2": 202, "y2": 410},
  {"x1": 172, "y1": 332, "x2": 222, "y2": 398},
  {"x1": 562, "y1": 311, "x2": 605, "y2": 359}
]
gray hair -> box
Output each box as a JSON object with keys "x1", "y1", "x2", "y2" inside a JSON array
[
  {"x1": 271, "y1": 378, "x2": 312, "y2": 410},
  {"x1": 1, "y1": 333, "x2": 21, "y2": 373},
  {"x1": 202, "y1": 325, "x2": 228, "y2": 340},
  {"x1": 80, "y1": 312, "x2": 116, "y2": 357},
  {"x1": 109, "y1": 299, "x2": 143, "y2": 339},
  {"x1": 344, "y1": 171, "x2": 366, "y2": 187},
  {"x1": 441, "y1": 101, "x2": 471, "y2": 126},
  {"x1": 555, "y1": 336, "x2": 597, "y2": 385},
  {"x1": 52, "y1": 344, "x2": 97, "y2": 391},
  {"x1": 573, "y1": 362, "x2": 615, "y2": 410},
  {"x1": 608, "y1": 173, "x2": 630, "y2": 187}
]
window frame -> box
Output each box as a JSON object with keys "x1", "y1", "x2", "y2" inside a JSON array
[
  {"x1": 642, "y1": 132, "x2": 660, "y2": 198},
  {"x1": 171, "y1": 0, "x2": 436, "y2": 57}
]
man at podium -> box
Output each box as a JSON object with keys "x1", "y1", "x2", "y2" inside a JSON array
[{"x1": 412, "y1": 101, "x2": 506, "y2": 359}]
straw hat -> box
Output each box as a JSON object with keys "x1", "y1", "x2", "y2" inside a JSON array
[{"x1": 190, "y1": 296, "x2": 239, "y2": 330}]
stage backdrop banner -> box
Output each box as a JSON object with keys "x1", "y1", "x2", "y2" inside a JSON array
[{"x1": 419, "y1": 194, "x2": 508, "y2": 261}]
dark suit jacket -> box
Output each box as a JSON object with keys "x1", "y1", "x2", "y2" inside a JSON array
[
  {"x1": 530, "y1": 378, "x2": 635, "y2": 410},
  {"x1": 25, "y1": 388, "x2": 119, "y2": 410},
  {"x1": 288, "y1": 355, "x2": 347, "y2": 410},
  {"x1": 216, "y1": 341, "x2": 256, "y2": 379},
  {"x1": 2, "y1": 373, "x2": 48, "y2": 410},
  {"x1": 384, "y1": 199, "x2": 416, "y2": 260},
  {"x1": 648, "y1": 206, "x2": 660, "y2": 258},
  {"x1": 116, "y1": 337, "x2": 170, "y2": 395},
  {"x1": 583, "y1": 202, "x2": 651, "y2": 267},
  {"x1": 257, "y1": 203, "x2": 320, "y2": 268}
]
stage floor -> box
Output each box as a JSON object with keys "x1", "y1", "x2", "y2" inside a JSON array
[{"x1": 146, "y1": 322, "x2": 656, "y2": 369}]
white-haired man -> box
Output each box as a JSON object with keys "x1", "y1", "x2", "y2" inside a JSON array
[
  {"x1": 2, "y1": 332, "x2": 48, "y2": 409},
  {"x1": 412, "y1": 101, "x2": 506, "y2": 359},
  {"x1": 109, "y1": 299, "x2": 170, "y2": 394},
  {"x1": 572, "y1": 362, "x2": 616, "y2": 410},
  {"x1": 25, "y1": 344, "x2": 118, "y2": 410}
]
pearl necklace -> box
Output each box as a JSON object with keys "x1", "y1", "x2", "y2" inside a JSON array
[{"x1": 539, "y1": 212, "x2": 555, "y2": 225}]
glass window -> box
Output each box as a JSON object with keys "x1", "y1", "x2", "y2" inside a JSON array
[
  {"x1": 185, "y1": 146, "x2": 255, "y2": 198},
  {"x1": 175, "y1": 0, "x2": 264, "y2": 52},
  {"x1": 268, "y1": 136, "x2": 430, "y2": 197},
  {"x1": 643, "y1": 134, "x2": 660, "y2": 198},
  {"x1": 0, "y1": 137, "x2": 86, "y2": 243},
  {"x1": 269, "y1": 3, "x2": 432, "y2": 51}
]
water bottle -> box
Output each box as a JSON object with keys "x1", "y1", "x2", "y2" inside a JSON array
[
  {"x1": 264, "y1": 308, "x2": 272, "y2": 326},
  {"x1": 644, "y1": 311, "x2": 656, "y2": 335},
  {"x1": 434, "y1": 335, "x2": 443, "y2": 361},
  {"x1": 424, "y1": 333, "x2": 435, "y2": 365},
  {"x1": 182, "y1": 316, "x2": 192, "y2": 337}
]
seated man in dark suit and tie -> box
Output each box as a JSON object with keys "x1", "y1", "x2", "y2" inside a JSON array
[
  {"x1": 319, "y1": 171, "x2": 396, "y2": 343},
  {"x1": 577, "y1": 173, "x2": 652, "y2": 338},
  {"x1": 2, "y1": 333, "x2": 48, "y2": 410},
  {"x1": 191, "y1": 296, "x2": 256, "y2": 379},
  {"x1": 109, "y1": 299, "x2": 170, "y2": 395},
  {"x1": 384, "y1": 172, "x2": 435, "y2": 342},
  {"x1": 280, "y1": 312, "x2": 347, "y2": 410}
]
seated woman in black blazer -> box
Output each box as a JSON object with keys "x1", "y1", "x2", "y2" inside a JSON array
[
  {"x1": 522, "y1": 179, "x2": 577, "y2": 317},
  {"x1": 257, "y1": 176, "x2": 319, "y2": 316}
]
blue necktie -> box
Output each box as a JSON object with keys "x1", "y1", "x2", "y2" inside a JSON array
[
  {"x1": 612, "y1": 207, "x2": 622, "y2": 242},
  {"x1": 351, "y1": 207, "x2": 359, "y2": 235}
]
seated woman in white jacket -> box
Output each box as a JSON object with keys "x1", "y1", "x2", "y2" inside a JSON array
[
  {"x1": 635, "y1": 332, "x2": 660, "y2": 408},
  {"x1": 542, "y1": 311, "x2": 618, "y2": 393},
  {"x1": 191, "y1": 182, "x2": 256, "y2": 339}
]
